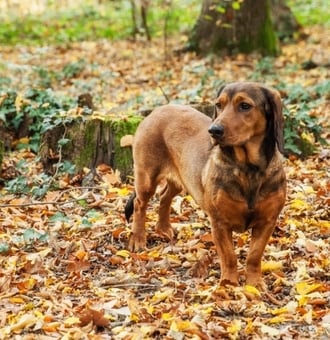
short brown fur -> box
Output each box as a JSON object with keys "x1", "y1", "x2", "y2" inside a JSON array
[{"x1": 126, "y1": 82, "x2": 286, "y2": 288}]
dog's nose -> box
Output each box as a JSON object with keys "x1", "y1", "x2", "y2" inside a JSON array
[{"x1": 208, "y1": 124, "x2": 224, "y2": 138}]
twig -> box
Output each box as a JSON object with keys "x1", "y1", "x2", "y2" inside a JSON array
[
  {"x1": 101, "y1": 282, "x2": 160, "y2": 290},
  {"x1": 158, "y1": 85, "x2": 170, "y2": 103},
  {"x1": 0, "y1": 186, "x2": 107, "y2": 208},
  {"x1": 0, "y1": 198, "x2": 82, "y2": 208}
]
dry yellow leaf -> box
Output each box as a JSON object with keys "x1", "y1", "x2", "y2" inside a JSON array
[
  {"x1": 64, "y1": 316, "x2": 80, "y2": 327},
  {"x1": 10, "y1": 313, "x2": 38, "y2": 332},
  {"x1": 244, "y1": 285, "x2": 261, "y2": 297},
  {"x1": 261, "y1": 260, "x2": 283, "y2": 272},
  {"x1": 228, "y1": 319, "x2": 242, "y2": 336},
  {"x1": 151, "y1": 290, "x2": 173, "y2": 304},
  {"x1": 117, "y1": 187, "x2": 130, "y2": 197},
  {"x1": 161, "y1": 312, "x2": 173, "y2": 321},
  {"x1": 9, "y1": 297, "x2": 25, "y2": 304},
  {"x1": 296, "y1": 282, "x2": 322, "y2": 295},
  {"x1": 268, "y1": 315, "x2": 288, "y2": 324},
  {"x1": 170, "y1": 319, "x2": 195, "y2": 332},
  {"x1": 290, "y1": 199, "x2": 309, "y2": 210},
  {"x1": 116, "y1": 249, "x2": 130, "y2": 258}
]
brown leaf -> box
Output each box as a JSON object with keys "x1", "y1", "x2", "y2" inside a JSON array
[
  {"x1": 66, "y1": 259, "x2": 91, "y2": 273},
  {"x1": 79, "y1": 308, "x2": 109, "y2": 327},
  {"x1": 189, "y1": 252, "x2": 213, "y2": 278}
]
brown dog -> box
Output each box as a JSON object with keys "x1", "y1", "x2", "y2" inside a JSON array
[{"x1": 125, "y1": 82, "x2": 286, "y2": 288}]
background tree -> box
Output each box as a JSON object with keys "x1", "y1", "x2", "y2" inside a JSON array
[{"x1": 188, "y1": 0, "x2": 299, "y2": 55}]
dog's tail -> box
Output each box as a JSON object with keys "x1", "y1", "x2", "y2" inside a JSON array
[{"x1": 124, "y1": 192, "x2": 136, "y2": 222}]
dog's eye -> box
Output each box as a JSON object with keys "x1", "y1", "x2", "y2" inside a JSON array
[
  {"x1": 215, "y1": 103, "x2": 222, "y2": 110},
  {"x1": 239, "y1": 102, "x2": 252, "y2": 111}
]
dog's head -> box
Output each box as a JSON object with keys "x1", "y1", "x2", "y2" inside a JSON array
[{"x1": 209, "y1": 82, "x2": 284, "y2": 157}]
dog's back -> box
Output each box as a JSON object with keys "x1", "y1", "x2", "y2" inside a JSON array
[{"x1": 132, "y1": 104, "x2": 212, "y2": 204}]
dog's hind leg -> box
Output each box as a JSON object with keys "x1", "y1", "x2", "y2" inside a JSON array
[
  {"x1": 128, "y1": 170, "x2": 158, "y2": 252},
  {"x1": 156, "y1": 180, "x2": 182, "y2": 240}
]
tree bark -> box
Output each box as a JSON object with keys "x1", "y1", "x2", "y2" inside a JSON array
[
  {"x1": 188, "y1": 0, "x2": 298, "y2": 55},
  {"x1": 0, "y1": 140, "x2": 3, "y2": 176},
  {"x1": 271, "y1": 0, "x2": 300, "y2": 40}
]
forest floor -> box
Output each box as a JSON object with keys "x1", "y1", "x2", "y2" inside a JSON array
[{"x1": 0, "y1": 25, "x2": 329, "y2": 339}]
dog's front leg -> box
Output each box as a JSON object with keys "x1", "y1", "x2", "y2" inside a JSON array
[
  {"x1": 246, "y1": 221, "x2": 276, "y2": 290},
  {"x1": 247, "y1": 190, "x2": 286, "y2": 289},
  {"x1": 211, "y1": 219, "x2": 239, "y2": 286}
]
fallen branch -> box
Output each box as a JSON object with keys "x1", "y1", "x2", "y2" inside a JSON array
[{"x1": 0, "y1": 186, "x2": 107, "y2": 208}]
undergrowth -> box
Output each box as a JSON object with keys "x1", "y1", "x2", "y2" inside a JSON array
[
  {"x1": 0, "y1": 1, "x2": 200, "y2": 46},
  {"x1": 0, "y1": 0, "x2": 328, "y2": 46}
]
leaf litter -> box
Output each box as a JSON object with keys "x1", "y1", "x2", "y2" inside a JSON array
[{"x1": 0, "y1": 26, "x2": 329, "y2": 339}]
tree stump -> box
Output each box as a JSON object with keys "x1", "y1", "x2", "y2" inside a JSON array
[
  {"x1": 39, "y1": 115, "x2": 143, "y2": 181},
  {"x1": 0, "y1": 140, "x2": 3, "y2": 176}
]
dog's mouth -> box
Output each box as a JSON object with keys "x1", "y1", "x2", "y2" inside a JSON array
[
  {"x1": 210, "y1": 135, "x2": 224, "y2": 146},
  {"x1": 208, "y1": 124, "x2": 252, "y2": 147},
  {"x1": 210, "y1": 134, "x2": 249, "y2": 148}
]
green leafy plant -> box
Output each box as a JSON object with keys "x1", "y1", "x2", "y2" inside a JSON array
[
  {"x1": 60, "y1": 60, "x2": 86, "y2": 80},
  {"x1": 5, "y1": 175, "x2": 30, "y2": 195},
  {"x1": 281, "y1": 81, "x2": 328, "y2": 156},
  {"x1": 250, "y1": 57, "x2": 276, "y2": 80},
  {"x1": 0, "y1": 89, "x2": 78, "y2": 197},
  {"x1": 288, "y1": 0, "x2": 330, "y2": 27},
  {"x1": 0, "y1": 88, "x2": 75, "y2": 152}
]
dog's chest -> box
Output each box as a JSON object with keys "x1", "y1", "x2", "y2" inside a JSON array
[
  {"x1": 236, "y1": 167, "x2": 263, "y2": 209},
  {"x1": 216, "y1": 165, "x2": 264, "y2": 210}
]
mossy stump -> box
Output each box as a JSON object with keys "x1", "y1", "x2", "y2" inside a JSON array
[{"x1": 39, "y1": 115, "x2": 143, "y2": 180}]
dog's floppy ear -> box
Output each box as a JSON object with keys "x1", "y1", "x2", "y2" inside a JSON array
[
  {"x1": 213, "y1": 84, "x2": 226, "y2": 120},
  {"x1": 263, "y1": 87, "x2": 285, "y2": 154}
]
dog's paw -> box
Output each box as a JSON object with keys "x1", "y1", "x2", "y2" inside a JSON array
[
  {"x1": 246, "y1": 277, "x2": 267, "y2": 292},
  {"x1": 155, "y1": 222, "x2": 174, "y2": 240},
  {"x1": 220, "y1": 278, "x2": 239, "y2": 287},
  {"x1": 128, "y1": 233, "x2": 146, "y2": 252}
]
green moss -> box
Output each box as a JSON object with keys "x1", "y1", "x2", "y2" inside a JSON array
[
  {"x1": 72, "y1": 119, "x2": 101, "y2": 170},
  {"x1": 111, "y1": 115, "x2": 143, "y2": 179},
  {"x1": 234, "y1": 0, "x2": 278, "y2": 55},
  {"x1": 59, "y1": 115, "x2": 142, "y2": 178},
  {"x1": 257, "y1": 0, "x2": 279, "y2": 56}
]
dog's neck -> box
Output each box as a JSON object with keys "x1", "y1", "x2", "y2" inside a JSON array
[{"x1": 220, "y1": 135, "x2": 268, "y2": 171}]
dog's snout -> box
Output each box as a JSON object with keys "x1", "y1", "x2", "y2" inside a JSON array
[{"x1": 208, "y1": 124, "x2": 224, "y2": 138}]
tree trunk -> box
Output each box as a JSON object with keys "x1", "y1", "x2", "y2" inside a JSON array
[
  {"x1": 188, "y1": 0, "x2": 297, "y2": 55},
  {"x1": 271, "y1": 0, "x2": 300, "y2": 40}
]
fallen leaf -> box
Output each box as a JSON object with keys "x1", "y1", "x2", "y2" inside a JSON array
[
  {"x1": 296, "y1": 282, "x2": 322, "y2": 295},
  {"x1": 79, "y1": 307, "x2": 109, "y2": 327}
]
